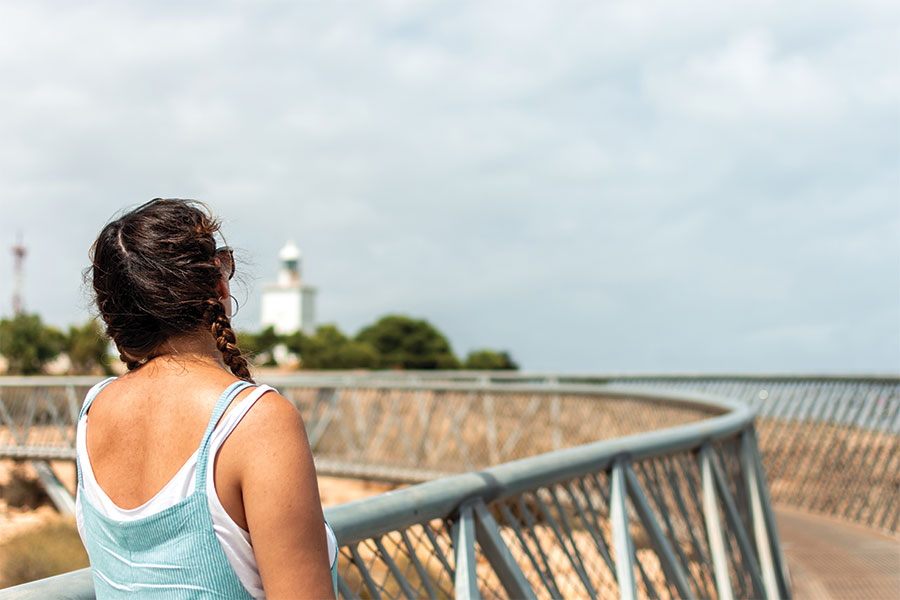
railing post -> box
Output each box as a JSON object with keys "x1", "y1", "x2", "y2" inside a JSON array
[
  {"x1": 0, "y1": 393, "x2": 24, "y2": 446},
  {"x1": 307, "y1": 387, "x2": 340, "y2": 450},
  {"x1": 624, "y1": 463, "x2": 696, "y2": 599},
  {"x1": 471, "y1": 499, "x2": 537, "y2": 600},
  {"x1": 484, "y1": 394, "x2": 499, "y2": 466},
  {"x1": 451, "y1": 501, "x2": 482, "y2": 600},
  {"x1": 65, "y1": 384, "x2": 81, "y2": 431},
  {"x1": 371, "y1": 537, "x2": 418, "y2": 599},
  {"x1": 551, "y1": 394, "x2": 562, "y2": 450},
  {"x1": 611, "y1": 460, "x2": 638, "y2": 600},
  {"x1": 31, "y1": 461, "x2": 75, "y2": 516},
  {"x1": 701, "y1": 444, "x2": 734, "y2": 600},
  {"x1": 742, "y1": 429, "x2": 792, "y2": 599},
  {"x1": 708, "y1": 447, "x2": 767, "y2": 598},
  {"x1": 349, "y1": 544, "x2": 383, "y2": 600}
]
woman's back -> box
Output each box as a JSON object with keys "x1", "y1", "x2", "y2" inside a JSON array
[{"x1": 83, "y1": 364, "x2": 255, "y2": 517}]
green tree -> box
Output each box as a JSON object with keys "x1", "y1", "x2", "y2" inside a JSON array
[
  {"x1": 283, "y1": 328, "x2": 326, "y2": 368},
  {"x1": 0, "y1": 314, "x2": 65, "y2": 375},
  {"x1": 281, "y1": 329, "x2": 309, "y2": 361},
  {"x1": 285, "y1": 325, "x2": 378, "y2": 369},
  {"x1": 237, "y1": 326, "x2": 282, "y2": 366},
  {"x1": 356, "y1": 315, "x2": 459, "y2": 370},
  {"x1": 464, "y1": 349, "x2": 519, "y2": 370},
  {"x1": 66, "y1": 319, "x2": 113, "y2": 375}
]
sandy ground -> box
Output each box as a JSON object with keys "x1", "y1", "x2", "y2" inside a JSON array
[{"x1": 0, "y1": 459, "x2": 397, "y2": 546}]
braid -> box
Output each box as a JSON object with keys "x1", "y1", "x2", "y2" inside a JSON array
[
  {"x1": 205, "y1": 299, "x2": 254, "y2": 383},
  {"x1": 113, "y1": 340, "x2": 141, "y2": 371},
  {"x1": 119, "y1": 353, "x2": 140, "y2": 372}
]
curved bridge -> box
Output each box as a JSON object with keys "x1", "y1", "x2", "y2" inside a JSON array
[{"x1": 1, "y1": 374, "x2": 897, "y2": 598}]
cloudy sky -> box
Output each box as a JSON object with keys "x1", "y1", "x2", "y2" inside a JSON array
[{"x1": 1, "y1": 0, "x2": 897, "y2": 373}]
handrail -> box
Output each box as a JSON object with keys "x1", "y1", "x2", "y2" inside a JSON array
[{"x1": 3, "y1": 371, "x2": 897, "y2": 385}]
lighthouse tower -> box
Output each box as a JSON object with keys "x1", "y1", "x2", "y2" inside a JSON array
[{"x1": 260, "y1": 241, "x2": 317, "y2": 335}]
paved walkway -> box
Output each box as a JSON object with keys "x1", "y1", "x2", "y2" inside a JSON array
[{"x1": 776, "y1": 506, "x2": 900, "y2": 599}]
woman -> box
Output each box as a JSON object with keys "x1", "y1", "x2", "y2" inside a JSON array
[{"x1": 75, "y1": 198, "x2": 337, "y2": 599}]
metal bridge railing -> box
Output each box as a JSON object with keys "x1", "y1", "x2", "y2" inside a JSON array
[
  {"x1": 268, "y1": 373, "x2": 900, "y2": 533},
  {"x1": 323, "y1": 402, "x2": 788, "y2": 600},
  {"x1": 1, "y1": 382, "x2": 790, "y2": 599},
  {"x1": 599, "y1": 376, "x2": 900, "y2": 534},
  {"x1": 0, "y1": 377, "x2": 711, "y2": 482}
]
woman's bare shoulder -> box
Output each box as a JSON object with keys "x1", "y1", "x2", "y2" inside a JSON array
[
  {"x1": 225, "y1": 388, "x2": 312, "y2": 466},
  {"x1": 239, "y1": 389, "x2": 305, "y2": 430}
]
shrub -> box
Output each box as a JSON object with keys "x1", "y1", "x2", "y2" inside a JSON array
[
  {"x1": 463, "y1": 349, "x2": 518, "y2": 370},
  {"x1": 1, "y1": 466, "x2": 50, "y2": 509},
  {"x1": 0, "y1": 518, "x2": 89, "y2": 587}
]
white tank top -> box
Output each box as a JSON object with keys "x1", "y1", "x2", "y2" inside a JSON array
[{"x1": 75, "y1": 380, "x2": 337, "y2": 599}]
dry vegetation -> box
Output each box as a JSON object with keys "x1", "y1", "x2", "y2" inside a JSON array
[
  {"x1": 1, "y1": 517, "x2": 89, "y2": 588},
  {"x1": 0, "y1": 461, "x2": 85, "y2": 588}
]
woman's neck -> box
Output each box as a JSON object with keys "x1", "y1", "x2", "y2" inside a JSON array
[{"x1": 143, "y1": 331, "x2": 228, "y2": 373}]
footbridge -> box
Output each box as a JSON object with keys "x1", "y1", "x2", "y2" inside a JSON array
[{"x1": 1, "y1": 374, "x2": 897, "y2": 598}]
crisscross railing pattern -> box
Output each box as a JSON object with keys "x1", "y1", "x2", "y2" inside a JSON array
[
  {"x1": 283, "y1": 383, "x2": 711, "y2": 481},
  {"x1": 602, "y1": 376, "x2": 900, "y2": 533},
  {"x1": 0, "y1": 380, "x2": 90, "y2": 460}
]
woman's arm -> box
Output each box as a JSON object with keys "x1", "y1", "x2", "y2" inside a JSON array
[{"x1": 233, "y1": 392, "x2": 335, "y2": 599}]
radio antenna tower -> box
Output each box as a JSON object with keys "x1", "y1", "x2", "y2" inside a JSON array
[{"x1": 11, "y1": 232, "x2": 26, "y2": 315}]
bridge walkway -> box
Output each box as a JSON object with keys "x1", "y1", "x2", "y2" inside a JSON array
[{"x1": 776, "y1": 507, "x2": 900, "y2": 599}]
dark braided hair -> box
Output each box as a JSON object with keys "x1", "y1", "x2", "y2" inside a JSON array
[{"x1": 90, "y1": 198, "x2": 254, "y2": 382}]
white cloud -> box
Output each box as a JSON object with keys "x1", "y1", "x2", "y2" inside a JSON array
[
  {"x1": 645, "y1": 30, "x2": 843, "y2": 122},
  {"x1": 0, "y1": 0, "x2": 897, "y2": 372}
]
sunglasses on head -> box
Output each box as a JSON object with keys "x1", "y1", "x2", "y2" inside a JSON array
[{"x1": 216, "y1": 246, "x2": 234, "y2": 280}]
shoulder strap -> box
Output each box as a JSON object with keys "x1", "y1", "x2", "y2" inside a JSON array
[
  {"x1": 207, "y1": 385, "x2": 275, "y2": 446},
  {"x1": 196, "y1": 381, "x2": 255, "y2": 490},
  {"x1": 76, "y1": 377, "x2": 118, "y2": 488},
  {"x1": 78, "y1": 377, "x2": 118, "y2": 421}
]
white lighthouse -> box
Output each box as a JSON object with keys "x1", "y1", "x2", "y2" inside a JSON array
[{"x1": 260, "y1": 241, "x2": 317, "y2": 335}]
